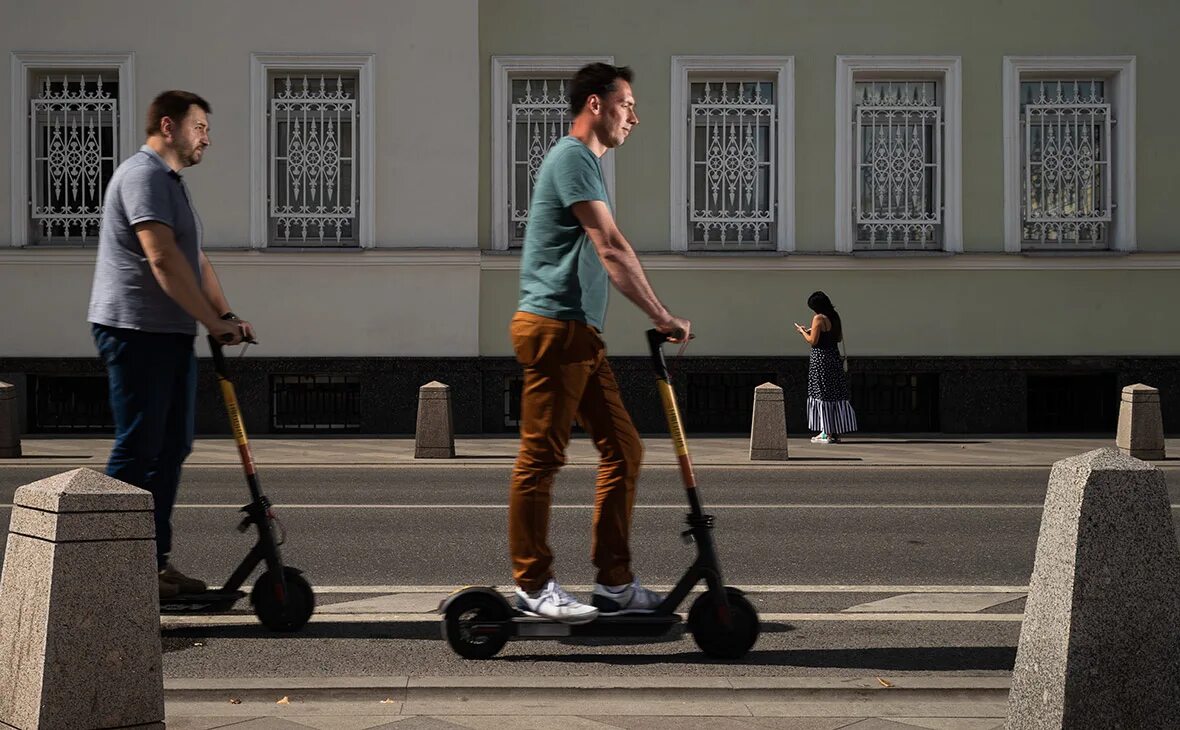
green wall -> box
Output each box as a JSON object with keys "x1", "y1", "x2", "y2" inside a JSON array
[
  {"x1": 479, "y1": 0, "x2": 1179, "y2": 252},
  {"x1": 480, "y1": 266, "x2": 1180, "y2": 357}
]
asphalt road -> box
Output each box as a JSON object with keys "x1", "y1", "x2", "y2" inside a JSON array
[
  {"x1": 1, "y1": 465, "x2": 1174, "y2": 677},
  {"x1": 0, "y1": 464, "x2": 1117, "y2": 586}
]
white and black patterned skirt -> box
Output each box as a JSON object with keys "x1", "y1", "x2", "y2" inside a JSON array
[{"x1": 806, "y1": 346, "x2": 858, "y2": 435}]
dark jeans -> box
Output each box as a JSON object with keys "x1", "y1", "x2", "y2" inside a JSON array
[{"x1": 92, "y1": 324, "x2": 197, "y2": 569}]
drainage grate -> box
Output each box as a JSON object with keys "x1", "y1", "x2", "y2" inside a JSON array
[
  {"x1": 849, "y1": 373, "x2": 940, "y2": 432},
  {"x1": 685, "y1": 372, "x2": 776, "y2": 433},
  {"x1": 271, "y1": 375, "x2": 361, "y2": 433},
  {"x1": 503, "y1": 375, "x2": 523, "y2": 429},
  {"x1": 28, "y1": 375, "x2": 114, "y2": 433},
  {"x1": 1027, "y1": 373, "x2": 1117, "y2": 433}
]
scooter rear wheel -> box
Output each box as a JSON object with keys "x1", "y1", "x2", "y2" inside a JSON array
[
  {"x1": 444, "y1": 591, "x2": 512, "y2": 660},
  {"x1": 688, "y1": 587, "x2": 760, "y2": 659},
  {"x1": 252, "y1": 567, "x2": 315, "y2": 632}
]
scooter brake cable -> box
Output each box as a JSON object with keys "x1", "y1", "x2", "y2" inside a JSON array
[{"x1": 668, "y1": 336, "x2": 692, "y2": 379}]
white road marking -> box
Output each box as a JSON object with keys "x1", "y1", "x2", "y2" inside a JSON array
[
  {"x1": 160, "y1": 610, "x2": 1024, "y2": 627},
  {"x1": 294, "y1": 584, "x2": 1031, "y2": 594},
  {"x1": 160, "y1": 503, "x2": 1058, "y2": 509},
  {"x1": 843, "y1": 592, "x2": 1027, "y2": 613}
]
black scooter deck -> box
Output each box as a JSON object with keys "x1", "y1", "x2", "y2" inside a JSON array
[
  {"x1": 512, "y1": 611, "x2": 681, "y2": 638},
  {"x1": 160, "y1": 589, "x2": 247, "y2": 614}
]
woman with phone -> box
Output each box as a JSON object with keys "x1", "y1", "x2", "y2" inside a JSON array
[{"x1": 794, "y1": 291, "x2": 857, "y2": 444}]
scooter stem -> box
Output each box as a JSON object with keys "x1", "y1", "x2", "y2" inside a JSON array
[
  {"x1": 646, "y1": 329, "x2": 699, "y2": 503},
  {"x1": 208, "y1": 336, "x2": 258, "y2": 481}
]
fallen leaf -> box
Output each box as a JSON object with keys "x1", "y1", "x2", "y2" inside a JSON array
[
  {"x1": 228, "y1": 698, "x2": 241, "y2": 705},
  {"x1": 193, "y1": 642, "x2": 204, "y2": 647},
  {"x1": 276, "y1": 696, "x2": 290, "y2": 705},
  {"x1": 380, "y1": 698, "x2": 396, "y2": 705},
  {"x1": 876, "y1": 677, "x2": 893, "y2": 688}
]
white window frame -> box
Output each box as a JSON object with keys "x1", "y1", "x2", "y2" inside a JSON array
[
  {"x1": 250, "y1": 53, "x2": 375, "y2": 249},
  {"x1": 671, "y1": 56, "x2": 794, "y2": 252},
  {"x1": 835, "y1": 56, "x2": 962, "y2": 253},
  {"x1": 491, "y1": 55, "x2": 615, "y2": 251},
  {"x1": 1003, "y1": 56, "x2": 1136, "y2": 253},
  {"x1": 10, "y1": 51, "x2": 135, "y2": 247}
]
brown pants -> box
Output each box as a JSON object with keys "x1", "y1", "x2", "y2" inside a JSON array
[{"x1": 509, "y1": 311, "x2": 644, "y2": 592}]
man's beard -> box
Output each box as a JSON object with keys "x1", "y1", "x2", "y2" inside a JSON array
[{"x1": 179, "y1": 142, "x2": 204, "y2": 167}]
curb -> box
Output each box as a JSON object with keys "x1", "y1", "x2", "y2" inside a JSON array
[{"x1": 163, "y1": 675, "x2": 1013, "y2": 704}]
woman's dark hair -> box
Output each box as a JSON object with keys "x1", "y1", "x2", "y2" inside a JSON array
[
  {"x1": 807, "y1": 290, "x2": 843, "y2": 342},
  {"x1": 569, "y1": 63, "x2": 634, "y2": 115},
  {"x1": 146, "y1": 90, "x2": 211, "y2": 136}
]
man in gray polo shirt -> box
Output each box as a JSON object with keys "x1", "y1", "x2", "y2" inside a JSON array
[{"x1": 88, "y1": 90, "x2": 253, "y2": 599}]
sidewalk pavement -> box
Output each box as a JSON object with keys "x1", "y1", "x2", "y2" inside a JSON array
[
  {"x1": 164, "y1": 676, "x2": 1012, "y2": 729},
  {"x1": 7, "y1": 433, "x2": 1178, "y2": 468}
]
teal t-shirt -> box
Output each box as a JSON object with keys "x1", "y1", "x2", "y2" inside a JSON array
[{"x1": 518, "y1": 136, "x2": 611, "y2": 331}]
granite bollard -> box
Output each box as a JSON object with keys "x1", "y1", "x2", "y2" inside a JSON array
[
  {"x1": 0, "y1": 381, "x2": 19, "y2": 459},
  {"x1": 0, "y1": 468, "x2": 163, "y2": 729},
  {"x1": 1116, "y1": 383, "x2": 1165, "y2": 460},
  {"x1": 749, "y1": 382, "x2": 788, "y2": 460},
  {"x1": 415, "y1": 381, "x2": 455, "y2": 458},
  {"x1": 1007, "y1": 448, "x2": 1180, "y2": 729}
]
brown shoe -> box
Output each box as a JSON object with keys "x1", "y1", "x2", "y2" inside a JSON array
[
  {"x1": 160, "y1": 564, "x2": 208, "y2": 594},
  {"x1": 159, "y1": 576, "x2": 181, "y2": 599}
]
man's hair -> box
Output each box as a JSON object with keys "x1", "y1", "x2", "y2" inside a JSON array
[
  {"x1": 569, "y1": 63, "x2": 633, "y2": 115},
  {"x1": 146, "y1": 90, "x2": 211, "y2": 136}
]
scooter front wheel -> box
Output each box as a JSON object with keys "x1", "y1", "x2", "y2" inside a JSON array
[
  {"x1": 444, "y1": 591, "x2": 512, "y2": 660},
  {"x1": 252, "y1": 567, "x2": 315, "y2": 632},
  {"x1": 688, "y1": 587, "x2": 760, "y2": 659}
]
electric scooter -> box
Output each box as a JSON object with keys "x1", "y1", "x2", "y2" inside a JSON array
[
  {"x1": 158, "y1": 334, "x2": 316, "y2": 632},
  {"x1": 440, "y1": 329, "x2": 760, "y2": 659}
]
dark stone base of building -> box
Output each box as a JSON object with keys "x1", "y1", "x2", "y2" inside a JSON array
[{"x1": 2, "y1": 355, "x2": 1177, "y2": 436}]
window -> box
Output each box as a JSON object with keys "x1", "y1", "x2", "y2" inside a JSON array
[
  {"x1": 10, "y1": 53, "x2": 135, "y2": 248},
  {"x1": 492, "y1": 56, "x2": 614, "y2": 250},
  {"x1": 269, "y1": 73, "x2": 358, "y2": 246},
  {"x1": 854, "y1": 80, "x2": 942, "y2": 250},
  {"x1": 671, "y1": 57, "x2": 794, "y2": 252},
  {"x1": 509, "y1": 77, "x2": 572, "y2": 246},
  {"x1": 836, "y1": 57, "x2": 961, "y2": 253},
  {"x1": 1020, "y1": 80, "x2": 1110, "y2": 249},
  {"x1": 250, "y1": 54, "x2": 374, "y2": 248},
  {"x1": 1003, "y1": 57, "x2": 1136, "y2": 252}
]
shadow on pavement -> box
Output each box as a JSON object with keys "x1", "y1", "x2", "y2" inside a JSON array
[
  {"x1": 504, "y1": 645, "x2": 1017, "y2": 670},
  {"x1": 844, "y1": 440, "x2": 989, "y2": 445}
]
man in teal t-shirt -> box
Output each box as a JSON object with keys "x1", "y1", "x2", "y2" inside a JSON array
[{"x1": 508, "y1": 63, "x2": 691, "y2": 624}]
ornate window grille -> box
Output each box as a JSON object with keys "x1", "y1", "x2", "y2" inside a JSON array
[
  {"x1": 854, "y1": 81, "x2": 942, "y2": 250},
  {"x1": 509, "y1": 78, "x2": 571, "y2": 247},
  {"x1": 29, "y1": 73, "x2": 119, "y2": 245},
  {"x1": 1020, "y1": 80, "x2": 1111, "y2": 249},
  {"x1": 688, "y1": 80, "x2": 776, "y2": 250},
  {"x1": 269, "y1": 74, "x2": 358, "y2": 246}
]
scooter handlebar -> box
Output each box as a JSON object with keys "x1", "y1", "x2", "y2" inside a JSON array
[
  {"x1": 646, "y1": 328, "x2": 677, "y2": 380},
  {"x1": 207, "y1": 327, "x2": 256, "y2": 377}
]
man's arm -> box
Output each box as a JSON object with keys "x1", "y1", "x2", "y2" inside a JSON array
[
  {"x1": 136, "y1": 222, "x2": 239, "y2": 342},
  {"x1": 199, "y1": 251, "x2": 232, "y2": 317},
  {"x1": 572, "y1": 200, "x2": 690, "y2": 340},
  {"x1": 199, "y1": 252, "x2": 257, "y2": 341}
]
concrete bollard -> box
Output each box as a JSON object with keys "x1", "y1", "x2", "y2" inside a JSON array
[
  {"x1": 1006, "y1": 448, "x2": 1180, "y2": 729},
  {"x1": 749, "y1": 382, "x2": 788, "y2": 460},
  {"x1": 0, "y1": 468, "x2": 163, "y2": 729},
  {"x1": 1116, "y1": 383, "x2": 1165, "y2": 460},
  {"x1": 415, "y1": 381, "x2": 455, "y2": 458},
  {"x1": 0, "y1": 381, "x2": 19, "y2": 458}
]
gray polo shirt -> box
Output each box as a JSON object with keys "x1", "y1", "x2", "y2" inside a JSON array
[{"x1": 87, "y1": 145, "x2": 203, "y2": 335}]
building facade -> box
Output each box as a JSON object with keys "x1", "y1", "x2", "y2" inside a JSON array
[{"x1": 1, "y1": 0, "x2": 1177, "y2": 436}]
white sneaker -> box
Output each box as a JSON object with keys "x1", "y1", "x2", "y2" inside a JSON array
[
  {"x1": 592, "y1": 579, "x2": 663, "y2": 614},
  {"x1": 810, "y1": 433, "x2": 833, "y2": 444},
  {"x1": 515, "y1": 578, "x2": 599, "y2": 625}
]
